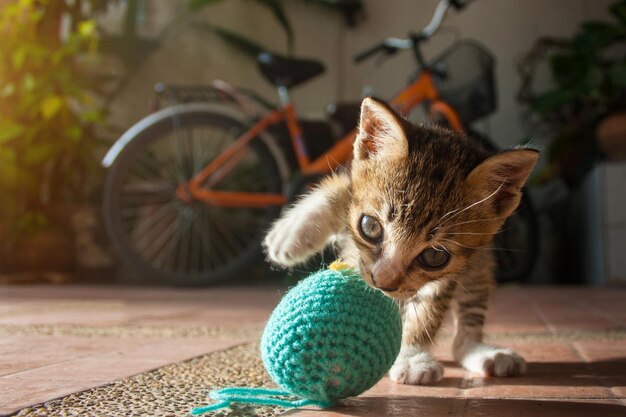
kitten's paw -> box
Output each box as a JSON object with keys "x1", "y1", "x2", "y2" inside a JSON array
[
  {"x1": 263, "y1": 174, "x2": 349, "y2": 267},
  {"x1": 460, "y1": 345, "x2": 526, "y2": 377},
  {"x1": 264, "y1": 216, "x2": 314, "y2": 266},
  {"x1": 389, "y1": 351, "x2": 444, "y2": 385},
  {"x1": 263, "y1": 208, "x2": 332, "y2": 266}
]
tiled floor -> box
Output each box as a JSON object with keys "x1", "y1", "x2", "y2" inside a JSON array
[{"x1": 1, "y1": 284, "x2": 625, "y2": 416}]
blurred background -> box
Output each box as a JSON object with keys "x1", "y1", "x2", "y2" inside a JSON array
[{"x1": 0, "y1": 0, "x2": 625, "y2": 287}]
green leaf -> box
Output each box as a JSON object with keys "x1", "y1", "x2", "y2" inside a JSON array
[
  {"x1": 550, "y1": 53, "x2": 589, "y2": 88},
  {"x1": 23, "y1": 142, "x2": 61, "y2": 165},
  {"x1": 574, "y1": 22, "x2": 622, "y2": 53},
  {"x1": 0, "y1": 121, "x2": 24, "y2": 144},
  {"x1": 40, "y1": 96, "x2": 64, "y2": 120},
  {"x1": 0, "y1": 148, "x2": 20, "y2": 189},
  {"x1": 80, "y1": 109, "x2": 104, "y2": 123},
  {"x1": 609, "y1": 61, "x2": 626, "y2": 87},
  {"x1": 22, "y1": 73, "x2": 36, "y2": 91},
  {"x1": 188, "y1": 0, "x2": 224, "y2": 11},
  {"x1": 197, "y1": 23, "x2": 269, "y2": 57},
  {"x1": 609, "y1": 0, "x2": 626, "y2": 26},
  {"x1": 77, "y1": 20, "x2": 97, "y2": 38},
  {"x1": 255, "y1": 0, "x2": 293, "y2": 54},
  {"x1": 303, "y1": 0, "x2": 365, "y2": 26},
  {"x1": 531, "y1": 89, "x2": 577, "y2": 115},
  {"x1": 11, "y1": 47, "x2": 27, "y2": 70},
  {"x1": 0, "y1": 147, "x2": 16, "y2": 161},
  {"x1": 188, "y1": 0, "x2": 293, "y2": 54},
  {"x1": 65, "y1": 126, "x2": 83, "y2": 142}
]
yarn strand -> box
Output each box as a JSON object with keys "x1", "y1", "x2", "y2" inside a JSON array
[{"x1": 190, "y1": 387, "x2": 333, "y2": 415}]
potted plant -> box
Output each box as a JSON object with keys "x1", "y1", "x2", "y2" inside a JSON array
[
  {"x1": 0, "y1": 0, "x2": 103, "y2": 273},
  {"x1": 518, "y1": 0, "x2": 626, "y2": 186}
]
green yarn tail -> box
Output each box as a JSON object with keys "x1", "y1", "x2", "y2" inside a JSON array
[{"x1": 190, "y1": 387, "x2": 333, "y2": 415}]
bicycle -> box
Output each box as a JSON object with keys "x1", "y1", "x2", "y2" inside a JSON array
[{"x1": 102, "y1": 0, "x2": 538, "y2": 285}]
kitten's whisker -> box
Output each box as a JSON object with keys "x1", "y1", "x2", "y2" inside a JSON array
[
  {"x1": 443, "y1": 231, "x2": 497, "y2": 236},
  {"x1": 436, "y1": 180, "x2": 506, "y2": 228},
  {"x1": 433, "y1": 215, "x2": 508, "y2": 231},
  {"x1": 440, "y1": 238, "x2": 528, "y2": 253},
  {"x1": 412, "y1": 299, "x2": 434, "y2": 345},
  {"x1": 488, "y1": 247, "x2": 530, "y2": 253},
  {"x1": 439, "y1": 238, "x2": 490, "y2": 251},
  {"x1": 453, "y1": 279, "x2": 470, "y2": 295},
  {"x1": 431, "y1": 243, "x2": 449, "y2": 253},
  {"x1": 436, "y1": 207, "x2": 461, "y2": 225}
]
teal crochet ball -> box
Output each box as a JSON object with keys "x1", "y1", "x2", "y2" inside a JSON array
[{"x1": 260, "y1": 264, "x2": 403, "y2": 405}]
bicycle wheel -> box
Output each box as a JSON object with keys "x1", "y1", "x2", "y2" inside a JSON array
[
  {"x1": 103, "y1": 108, "x2": 283, "y2": 285},
  {"x1": 466, "y1": 130, "x2": 539, "y2": 283}
]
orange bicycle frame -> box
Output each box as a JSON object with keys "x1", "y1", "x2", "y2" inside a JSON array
[{"x1": 181, "y1": 70, "x2": 464, "y2": 208}]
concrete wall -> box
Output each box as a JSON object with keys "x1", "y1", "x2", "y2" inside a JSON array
[{"x1": 104, "y1": 0, "x2": 615, "y2": 148}]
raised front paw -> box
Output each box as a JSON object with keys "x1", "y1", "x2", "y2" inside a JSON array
[
  {"x1": 389, "y1": 351, "x2": 444, "y2": 385},
  {"x1": 264, "y1": 216, "x2": 308, "y2": 266},
  {"x1": 263, "y1": 210, "x2": 333, "y2": 267},
  {"x1": 460, "y1": 345, "x2": 526, "y2": 377}
]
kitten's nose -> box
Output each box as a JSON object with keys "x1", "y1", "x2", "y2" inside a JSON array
[{"x1": 372, "y1": 260, "x2": 403, "y2": 292}]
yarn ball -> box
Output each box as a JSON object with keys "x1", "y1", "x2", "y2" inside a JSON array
[{"x1": 260, "y1": 265, "x2": 402, "y2": 405}]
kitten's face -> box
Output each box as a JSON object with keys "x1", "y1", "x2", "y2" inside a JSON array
[{"x1": 348, "y1": 98, "x2": 538, "y2": 300}]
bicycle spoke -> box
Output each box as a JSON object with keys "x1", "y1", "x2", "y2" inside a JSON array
[
  {"x1": 130, "y1": 151, "x2": 171, "y2": 183},
  {"x1": 149, "y1": 132, "x2": 185, "y2": 182},
  {"x1": 189, "y1": 209, "x2": 203, "y2": 274},
  {"x1": 141, "y1": 209, "x2": 179, "y2": 264},
  {"x1": 151, "y1": 213, "x2": 184, "y2": 270},
  {"x1": 191, "y1": 207, "x2": 215, "y2": 270},
  {"x1": 170, "y1": 125, "x2": 191, "y2": 182},
  {"x1": 129, "y1": 202, "x2": 179, "y2": 256},
  {"x1": 199, "y1": 208, "x2": 229, "y2": 269},
  {"x1": 217, "y1": 210, "x2": 261, "y2": 243},
  {"x1": 209, "y1": 212, "x2": 243, "y2": 261},
  {"x1": 175, "y1": 208, "x2": 192, "y2": 275},
  {"x1": 160, "y1": 210, "x2": 187, "y2": 274}
]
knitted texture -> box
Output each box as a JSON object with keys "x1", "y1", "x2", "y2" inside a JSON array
[{"x1": 260, "y1": 267, "x2": 402, "y2": 405}]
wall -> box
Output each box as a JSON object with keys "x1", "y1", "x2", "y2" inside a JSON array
[{"x1": 104, "y1": 0, "x2": 615, "y2": 148}]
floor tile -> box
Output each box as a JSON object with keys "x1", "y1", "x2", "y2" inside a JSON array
[
  {"x1": 461, "y1": 342, "x2": 613, "y2": 399},
  {"x1": 0, "y1": 338, "x2": 245, "y2": 415},
  {"x1": 572, "y1": 340, "x2": 626, "y2": 399},
  {"x1": 285, "y1": 396, "x2": 466, "y2": 417},
  {"x1": 463, "y1": 398, "x2": 625, "y2": 417}
]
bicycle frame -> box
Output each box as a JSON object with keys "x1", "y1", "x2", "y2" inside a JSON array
[{"x1": 180, "y1": 70, "x2": 463, "y2": 209}]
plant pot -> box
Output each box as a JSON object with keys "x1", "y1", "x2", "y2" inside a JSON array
[{"x1": 596, "y1": 112, "x2": 626, "y2": 161}]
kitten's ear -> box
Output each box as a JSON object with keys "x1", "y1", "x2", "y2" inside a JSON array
[
  {"x1": 466, "y1": 148, "x2": 539, "y2": 217},
  {"x1": 354, "y1": 97, "x2": 408, "y2": 161}
]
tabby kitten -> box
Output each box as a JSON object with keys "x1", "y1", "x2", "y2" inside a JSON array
[{"x1": 264, "y1": 97, "x2": 538, "y2": 385}]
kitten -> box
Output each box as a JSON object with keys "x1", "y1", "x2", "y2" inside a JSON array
[{"x1": 264, "y1": 97, "x2": 538, "y2": 385}]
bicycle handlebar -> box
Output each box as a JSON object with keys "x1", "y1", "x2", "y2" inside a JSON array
[
  {"x1": 354, "y1": 43, "x2": 386, "y2": 63},
  {"x1": 354, "y1": 37, "x2": 413, "y2": 63},
  {"x1": 353, "y1": 0, "x2": 470, "y2": 64}
]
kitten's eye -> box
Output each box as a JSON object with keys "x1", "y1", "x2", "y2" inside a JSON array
[
  {"x1": 359, "y1": 215, "x2": 383, "y2": 242},
  {"x1": 417, "y1": 248, "x2": 451, "y2": 270}
]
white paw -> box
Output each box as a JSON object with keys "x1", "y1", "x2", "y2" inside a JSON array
[
  {"x1": 263, "y1": 203, "x2": 334, "y2": 267},
  {"x1": 460, "y1": 345, "x2": 526, "y2": 377},
  {"x1": 389, "y1": 351, "x2": 444, "y2": 385}
]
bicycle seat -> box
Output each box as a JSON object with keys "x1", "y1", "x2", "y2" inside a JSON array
[{"x1": 257, "y1": 53, "x2": 325, "y2": 89}]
